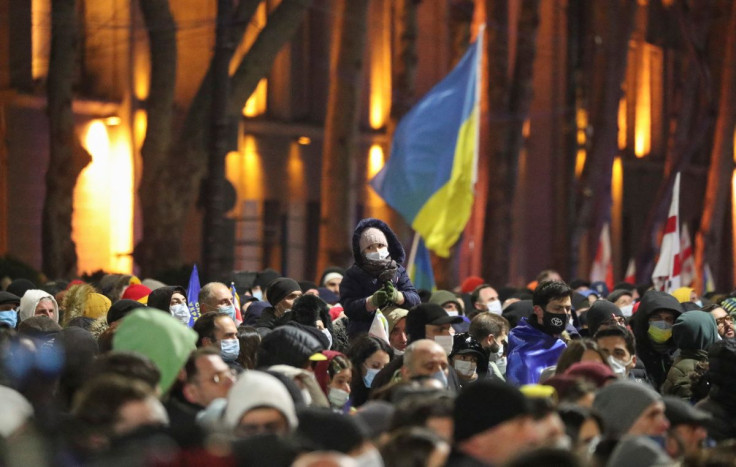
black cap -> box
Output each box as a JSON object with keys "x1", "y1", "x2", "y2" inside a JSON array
[
  {"x1": 406, "y1": 303, "x2": 463, "y2": 341},
  {"x1": 663, "y1": 396, "x2": 712, "y2": 427},
  {"x1": 6, "y1": 279, "x2": 36, "y2": 299},
  {"x1": 0, "y1": 291, "x2": 21, "y2": 306},
  {"x1": 454, "y1": 380, "x2": 530, "y2": 442}
]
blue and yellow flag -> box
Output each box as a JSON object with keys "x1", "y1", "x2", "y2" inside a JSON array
[
  {"x1": 371, "y1": 28, "x2": 483, "y2": 258},
  {"x1": 186, "y1": 264, "x2": 201, "y2": 327},
  {"x1": 408, "y1": 236, "x2": 436, "y2": 291}
]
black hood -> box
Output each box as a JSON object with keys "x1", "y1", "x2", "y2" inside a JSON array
[
  {"x1": 351, "y1": 218, "x2": 406, "y2": 266},
  {"x1": 631, "y1": 290, "x2": 683, "y2": 349},
  {"x1": 146, "y1": 286, "x2": 187, "y2": 313}
]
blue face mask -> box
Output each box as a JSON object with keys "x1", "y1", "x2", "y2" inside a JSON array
[
  {"x1": 0, "y1": 310, "x2": 18, "y2": 328},
  {"x1": 219, "y1": 305, "x2": 236, "y2": 321},
  {"x1": 220, "y1": 338, "x2": 240, "y2": 362},
  {"x1": 252, "y1": 290, "x2": 263, "y2": 301},
  {"x1": 432, "y1": 369, "x2": 448, "y2": 388},
  {"x1": 363, "y1": 367, "x2": 380, "y2": 388}
]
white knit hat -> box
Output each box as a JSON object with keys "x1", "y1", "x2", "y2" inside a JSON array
[
  {"x1": 359, "y1": 227, "x2": 388, "y2": 252},
  {"x1": 224, "y1": 370, "x2": 298, "y2": 431}
]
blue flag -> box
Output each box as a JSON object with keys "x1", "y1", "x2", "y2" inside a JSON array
[
  {"x1": 408, "y1": 236, "x2": 436, "y2": 291},
  {"x1": 371, "y1": 28, "x2": 483, "y2": 257},
  {"x1": 187, "y1": 264, "x2": 201, "y2": 327}
]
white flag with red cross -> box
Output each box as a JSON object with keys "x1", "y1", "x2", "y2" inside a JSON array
[
  {"x1": 680, "y1": 224, "x2": 695, "y2": 287},
  {"x1": 591, "y1": 222, "x2": 614, "y2": 290},
  {"x1": 652, "y1": 172, "x2": 682, "y2": 293}
]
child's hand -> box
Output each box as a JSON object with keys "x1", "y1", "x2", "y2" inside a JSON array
[
  {"x1": 384, "y1": 282, "x2": 401, "y2": 303},
  {"x1": 370, "y1": 290, "x2": 389, "y2": 308}
]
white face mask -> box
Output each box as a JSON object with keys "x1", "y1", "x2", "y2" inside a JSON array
[
  {"x1": 365, "y1": 248, "x2": 390, "y2": 261},
  {"x1": 170, "y1": 303, "x2": 190, "y2": 325},
  {"x1": 619, "y1": 304, "x2": 634, "y2": 317},
  {"x1": 454, "y1": 359, "x2": 477, "y2": 377},
  {"x1": 392, "y1": 347, "x2": 404, "y2": 357},
  {"x1": 487, "y1": 300, "x2": 503, "y2": 315},
  {"x1": 434, "y1": 335, "x2": 453, "y2": 355},
  {"x1": 493, "y1": 356, "x2": 507, "y2": 376},
  {"x1": 354, "y1": 447, "x2": 384, "y2": 467},
  {"x1": 445, "y1": 310, "x2": 459, "y2": 317},
  {"x1": 328, "y1": 387, "x2": 349, "y2": 408},
  {"x1": 607, "y1": 355, "x2": 632, "y2": 378}
]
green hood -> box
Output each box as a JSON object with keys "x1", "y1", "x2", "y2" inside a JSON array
[
  {"x1": 112, "y1": 308, "x2": 197, "y2": 394},
  {"x1": 672, "y1": 311, "x2": 719, "y2": 351}
]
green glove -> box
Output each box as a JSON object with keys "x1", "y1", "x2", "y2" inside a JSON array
[
  {"x1": 371, "y1": 290, "x2": 389, "y2": 308},
  {"x1": 384, "y1": 282, "x2": 400, "y2": 303}
]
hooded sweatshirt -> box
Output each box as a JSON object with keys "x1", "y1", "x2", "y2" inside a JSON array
[
  {"x1": 662, "y1": 311, "x2": 719, "y2": 399},
  {"x1": 18, "y1": 289, "x2": 59, "y2": 324},
  {"x1": 340, "y1": 218, "x2": 420, "y2": 337},
  {"x1": 630, "y1": 291, "x2": 682, "y2": 390},
  {"x1": 147, "y1": 286, "x2": 187, "y2": 314}
]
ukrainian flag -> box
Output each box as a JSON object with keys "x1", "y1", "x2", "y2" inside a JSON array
[
  {"x1": 408, "y1": 236, "x2": 436, "y2": 291},
  {"x1": 371, "y1": 28, "x2": 482, "y2": 258}
]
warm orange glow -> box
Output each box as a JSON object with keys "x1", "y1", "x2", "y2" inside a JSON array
[
  {"x1": 32, "y1": 0, "x2": 50, "y2": 79},
  {"x1": 732, "y1": 170, "x2": 736, "y2": 282},
  {"x1": 73, "y1": 120, "x2": 133, "y2": 274},
  {"x1": 635, "y1": 44, "x2": 652, "y2": 158},
  {"x1": 575, "y1": 150, "x2": 586, "y2": 179},
  {"x1": 368, "y1": 144, "x2": 385, "y2": 178},
  {"x1": 522, "y1": 119, "x2": 531, "y2": 139},
  {"x1": 612, "y1": 156, "x2": 624, "y2": 271},
  {"x1": 243, "y1": 79, "x2": 268, "y2": 117},
  {"x1": 134, "y1": 109, "x2": 147, "y2": 151},
  {"x1": 105, "y1": 116, "x2": 122, "y2": 126},
  {"x1": 618, "y1": 98, "x2": 627, "y2": 150},
  {"x1": 226, "y1": 134, "x2": 263, "y2": 202},
  {"x1": 287, "y1": 142, "x2": 305, "y2": 199},
  {"x1": 366, "y1": 145, "x2": 388, "y2": 218},
  {"x1": 369, "y1": 0, "x2": 391, "y2": 129},
  {"x1": 297, "y1": 136, "x2": 311, "y2": 146}
]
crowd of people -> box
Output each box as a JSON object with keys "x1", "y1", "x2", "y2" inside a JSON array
[{"x1": 1, "y1": 217, "x2": 735, "y2": 466}]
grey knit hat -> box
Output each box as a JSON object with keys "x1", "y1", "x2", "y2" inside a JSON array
[{"x1": 593, "y1": 380, "x2": 661, "y2": 437}]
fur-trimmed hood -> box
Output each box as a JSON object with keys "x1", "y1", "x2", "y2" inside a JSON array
[{"x1": 351, "y1": 218, "x2": 406, "y2": 266}]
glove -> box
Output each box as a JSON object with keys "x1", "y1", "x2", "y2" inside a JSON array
[
  {"x1": 370, "y1": 290, "x2": 389, "y2": 308},
  {"x1": 384, "y1": 282, "x2": 401, "y2": 303}
]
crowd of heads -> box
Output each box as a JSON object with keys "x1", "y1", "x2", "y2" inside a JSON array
[{"x1": 1, "y1": 218, "x2": 736, "y2": 466}]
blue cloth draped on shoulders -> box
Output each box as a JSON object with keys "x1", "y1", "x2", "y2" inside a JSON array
[{"x1": 506, "y1": 317, "x2": 567, "y2": 386}]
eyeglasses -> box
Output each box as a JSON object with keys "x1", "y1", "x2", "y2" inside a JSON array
[
  {"x1": 202, "y1": 368, "x2": 237, "y2": 385},
  {"x1": 716, "y1": 316, "x2": 733, "y2": 327}
]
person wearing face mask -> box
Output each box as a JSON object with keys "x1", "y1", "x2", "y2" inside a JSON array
[
  {"x1": 313, "y1": 351, "x2": 353, "y2": 413},
  {"x1": 593, "y1": 325, "x2": 648, "y2": 383},
  {"x1": 340, "y1": 218, "x2": 421, "y2": 339},
  {"x1": 506, "y1": 280, "x2": 572, "y2": 386},
  {"x1": 469, "y1": 312, "x2": 509, "y2": 380},
  {"x1": 607, "y1": 289, "x2": 635, "y2": 318},
  {"x1": 629, "y1": 290, "x2": 683, "y2": 390},
  {"x1": 469, "y1": 284, "x2": 502, "y2": 319},
  {"x1": 193, "y1": 311, "x2": 243, "y2": 372},
  {"x1": 199, "y1": 282, "x2": 239, "y2": 322},
  {"x1": 345, "y1": 335, "x2": 392, "y2": 407},
  {"x1": 661, "y1": 311, "x2": 719, "y2": 399},
  {"x1": 147, "y1": 285, "x2": 191, "y2": 327},
  {"x1": 401, "y1": 339, "x2": 450, "y2": 389},
  {"x1": 449, "y1": 333, "x2": 488, "y2": 387},
  {"x1": 255, "y1": 277, "x2": 303, "y2": 331},
  {"x1": 430, "y1": 290, "x2": 469, "y2": 333},
  {"x1": 0, "y1": 291, "x2": 21, "y2": 329}
]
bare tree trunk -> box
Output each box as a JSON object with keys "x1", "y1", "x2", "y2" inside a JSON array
[
  {"x1": 481, "y1": 0, "x2": 541, "y2": 286},
  {"x1": 317, "y1": 0, "x2": 370, "y2": 273},
  {"x1": 695, "y1": 1, "x2": 736, "y2": 292},
  {"x1": 635, "y1": 2, "x2": 716, "y2": 282},
  {"x1": 135, "y1": 0, "x2": 177, "y2": 277},
  {"x1": 134, "y1": 0, "x2": 313, "y2": 276},
  {"x1": 43, "y1": 0, "x2": 91, "y2": 279},
  {"x1": 570, "y1": 0, "x2": 636, "y2": 277}
]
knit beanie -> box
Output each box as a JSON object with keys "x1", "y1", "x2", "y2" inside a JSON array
[
  {"x1": 461, "y1": 276, "x2": 485, "y2": 294},
  {"x1": 593, "y1": 380, "x2": 661, "y2": 437},
  {"x1": 671, "y1": 287, "x2": 694, "y2": 304},
  {"x1": 453, "y1": 380, "x2": 530, "y2": 442},
  {"x1": 113, "y1": 308, "x2": 197, "y2": 394},
  {"x1": 359, "y1": 227, "x2": 388, "y2": 252},
  {"x1": 720, "y1": 297, "x2": 736, "y2": 317},
  {"x1": 385, "y1": 308, "x2": 409, "y2": 334},
  {"x1": 224, "y1": 370, "x2": 298, "y2": 431},
  {"x1": 586, "y1": 300, "x2": 624, "y2": 336},
  {"x1": 122, "y1": 283, "x2": 151, "y2": 304},
  {"x1": 6, "y1": 279, "x2": 36, "y2": 300},
  {"x1": 83, "y1": 293, "x2": 111, "y2": 319},
  {"x1": 106, "y1": 299, "x2": 144, "y2": 325},
  {"x1": 267, "y1": 278, "x2": 301, "y2": 308},
  {"x1": 607, "y1": 435, "x2": 672, "y2": 467}
]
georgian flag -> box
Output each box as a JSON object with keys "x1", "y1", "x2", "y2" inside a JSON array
[
  {"x1": 680, "y1": 224, "x2": 695, "y2": 287},
  {"x1": 624, "y1": 258, "x2": 636, "y2": 285},
  {"x1": 591, "y1": 222, "x2": 614, "y2": 290},
  {"x1": 652, "y1": 172, "x2": 682, "y2": 293}
]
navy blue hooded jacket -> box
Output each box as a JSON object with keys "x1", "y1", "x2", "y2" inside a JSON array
[{"x1": 340, "y1": 218, "x2": 420, "y2": 337}]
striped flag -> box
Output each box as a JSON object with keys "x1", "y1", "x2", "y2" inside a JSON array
[
  {"x1": 624, "y1": 258, "x2": 636, "y2": 284},
  {"x1": 652, "y1": 172, "x2": 681, "y2": 293},
  {"x1": 703, "y1": 262, "x2": 715, "y2": 293},
  {"x1": 231, "y1": 282, "x2": 243, "y2": 323},
  {"x1": 407, "y1": 235, "x2": 436, "y2": 291}
]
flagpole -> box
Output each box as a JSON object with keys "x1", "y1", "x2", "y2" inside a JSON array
[{"x1": 407, "y1": 231, "x2": 420, "y2": 270}]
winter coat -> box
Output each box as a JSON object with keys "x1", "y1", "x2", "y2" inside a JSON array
[
  {"x1": 506, "y1": 317, "x2": 567, "y2": 386},
  {"x1": 662, "y1": 311, "x2": 718, "y2": 398},
  {"x1": 630, "y1": 290, "x2": 683, "y2": 390},
  {"x1": 661, "y1": 349, "x2": 708, "y2": 399},
  {"x1": 340, "y1": 218, "x2": 420, "y2": 337}
]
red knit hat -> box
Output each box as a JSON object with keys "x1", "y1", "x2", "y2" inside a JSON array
[
  {"x1": 460, "y1": 276, "x2": 485, "y2": 294},
  {"x1": 121, "y1": 284, "x2": 151, "y2": 304}
]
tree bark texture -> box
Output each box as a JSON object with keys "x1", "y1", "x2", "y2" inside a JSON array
[
  {"x1": 481, "y1": 0, "x2": 541, "y2": 286},
  {"x1": 570, "y1": 0, "x2": 636, "y2": 278},
  {"x1": 134, "y1": 0, "x2": 178, "y2": 277},
  {"x1": 317, "y1": 0, "x2": 370, "y2": 273},
  {"x1": 43, "y1": 0, "x2": 91, "y2": 279},
  {"x1": 695, "y1": 1, "x2": 736, "y2": 293},
  {"x1": 135, "y1": 0, "x2": 313, "y2": 277}
]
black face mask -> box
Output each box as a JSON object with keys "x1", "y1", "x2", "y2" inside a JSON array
[{"x1": 543, "y1": 310, "x2": 567, "y2": 335}]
